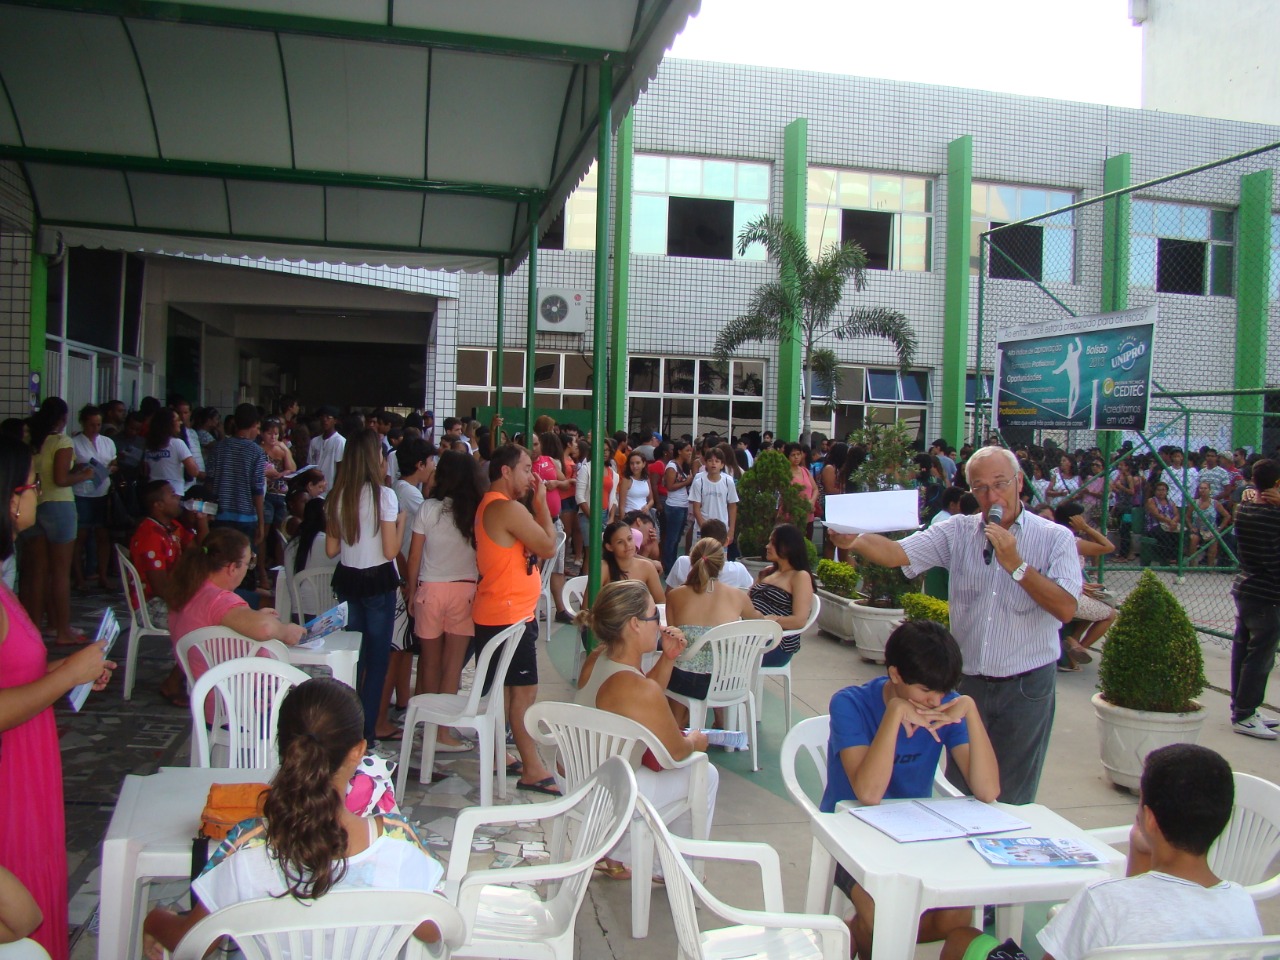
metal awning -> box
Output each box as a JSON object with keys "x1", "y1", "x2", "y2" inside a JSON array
[{"x1": 0, "y1": 0, "x2": 697, "y2": 273}]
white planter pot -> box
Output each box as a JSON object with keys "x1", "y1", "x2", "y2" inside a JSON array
[
  {"x1": 815, "y1": 587, "x2": 859, "y2": 644},
  {"x1": 848, "y1": 601, "x2": 904, "y2": 664},
  {"x1": 740, "y1": 557, "x2": 770, "y2": 582},
  {"x1": 1091, "y1": 693, "x2": 1207, "y2": 792}
]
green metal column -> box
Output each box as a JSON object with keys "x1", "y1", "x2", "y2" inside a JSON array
[
  {"x1": 608, "y1": 111, "x2": 633, "y2": 435},
  {"x1": 1234, "y1": 168, "x2": 1272, "y2": 452},
  {"x1": 495, "y1": 258, "x2": 505, "y2": 424},
  {"x1": 28, "y1": 243, "x2": 46, "y2": 402},
  {"x1": 778, "y1": 118, "x2": 807, "y2": 442},
  {"x1": 587, "y1": 60, "x2": 613, "y2": 613},
  {"x1": 1098, "y1": 154, "x2": 1131, "y2": 575},
  {"x1": 939, "y1": 135, "x2": 973, "y2": 446},
  {"x1": 525, "y1": 203, "x2": 538, "y2": 430}
]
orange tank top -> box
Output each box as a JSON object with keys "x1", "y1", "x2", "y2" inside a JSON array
[{"x1": 473, "y1": 490, "x2": 541, "y2": 626}]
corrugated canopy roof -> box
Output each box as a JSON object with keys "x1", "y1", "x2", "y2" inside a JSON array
[{"x1": 0, "y1": 0, "x2": 698, "y2": 273}]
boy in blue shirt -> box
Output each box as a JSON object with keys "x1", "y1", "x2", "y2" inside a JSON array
[{"x1": 824, "y1": 619, "x2": 1000, "y2": 959}]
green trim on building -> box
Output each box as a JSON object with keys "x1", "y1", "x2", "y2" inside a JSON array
[
  {"x1": 939, "y1": 135, "x2": 973, "y2": 446},
  {"x1": 608, "y1": 111, "x2": 633, "y2": 435},
  {"x1": 778, "y1": 117, "x2": 807, "y2": 442},
  {"x1": 1101, "y1": 154, "x2": 1131, "y2": 313},
  {"x1": 1234, "y1": 168, "x2": 1272, "y2": 451},
  {"x1": 525, "y1": 203, "x2": 538, "y2": 420},
  {"x1": 586, "y1": 61, "x2": 613, "y2": 615},
  {"x1": 28, "y1": 245, "x2": 45, "y2": 399},
  {"x1": 494, "y1": 260, "x2": 506, "y2": 422}
]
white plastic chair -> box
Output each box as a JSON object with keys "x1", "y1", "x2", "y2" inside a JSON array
[
  {"x1": 170, "y1": 889, "x2": 467, "y2": 960},
  {"x1": 293, "y1": 565, "x2": 337, "y2": 621},
  {"x1": 279, "y1": 537, "x2": 302, "y2": 622},
  {"x1": 396, "y1": 621, "x2": 524, "y2": 806},
  {"x1": 189, "y1": 657, "x2": 310, "y2": 769},
  {"x1": 0, "y1": 941, "x2": 52, "y2": 960},
  {"x1": 536, "y1": 531, "x2": 567, "y2": 638},
  {"x1": 665, "y1": 619, "x2": 783, "y2": 771},
  {"x1": 1081, "y1": 936, "x2": 1280, "y2": 960},
  {"x1": 115, "y1": 544, "x2": 169, "y2": 700},
  {"x1": 635, "y1": 793, "x2": 850, "y2": 960},
  {"x1": 755, "y1": 594, "x2": 821, "y2": 731},
  {"x1": 1089, "y1": 771, "x2": 1280, "y2": 901},
  {"x1": 561, "y1": 575, "x2": 589, "y2": 685},
  {"x1": 442, "y1": 756, "x2": 637, "y2": 960},
  {"x1": 525, "y1": 700, "x2": 713, "y2": 938}
]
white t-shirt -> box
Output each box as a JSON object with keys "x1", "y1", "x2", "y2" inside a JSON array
[
  {"x1": 143, "y1": 437, "x2": 193, "y2": 496},
  {"x1": 664, "y1": 460, "x2": 692, "y2": 508},
  {"x1": 182, "y1": 426, "x2": 205, "y2": 480},
  {"x1": 297, "y1": 532, "x2": 339, "y2": 616},
  {"x1": 688, "y1": 472, "x2": 738, "y2": 531},
  {"x1": 312, "y1": 432, "x2": 347, "y2": 494},
  {"x1": 394, "y1": 478, "x2": 424, "y2": 558},
  {"x1": 193, "y1": 817, "x2": 444, "y2": 935},
  {"x1": 1165, "y1": 466, "x2": 1200, "y2": 507},
  {"x1": 665, "y1": 555, "x2": 754, "y2": 590},
  {"x1": 1037, "y1": 871, "x2": 1261, "y2": 960},
  {"x1": 71, "y1": 433, "x2": 116, "y2": 497},
  {"x1": 411, "y1": 498, "x2": 479, "y2": 583},
  {"x1": 332, "y1": 485, "x2": 399, "y2": 570}
]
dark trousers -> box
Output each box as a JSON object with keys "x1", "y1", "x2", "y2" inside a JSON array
[
  {"x1": 662, "y1": 504, "x2": 688, "y2": 574},
  {"x1": 951, "y1": 662, "x2": 1056, "y2": 805},
  {"x1": 1231, "y1": 594, "x2": 1280, "y2": 723},
  {"x1": 337, "y1": 588, "x2": 397, "y2": 741}
]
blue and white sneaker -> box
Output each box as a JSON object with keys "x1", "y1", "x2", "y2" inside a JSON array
[{"x1": 1233, "y1": 715, "x2": 1278, "y2": 740}]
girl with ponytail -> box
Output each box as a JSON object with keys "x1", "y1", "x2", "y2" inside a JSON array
[
  {"x1": 664, "y1": 536, "x2": 760, "y2": 703},
  {"x1": 144, "y1": 678, "x2": 444, "y2": 955}
]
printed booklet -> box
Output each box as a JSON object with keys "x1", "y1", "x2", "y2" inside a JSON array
[
  {"x1": 300, "y1": 602, "x2": 349, "y2": 646},
  {"x1": 848, "y1": 797, "x2": 1030, "y2": 843},
  {"x1": 67, "y1": 608, "x2": 119, "y2": 712},
  {"x1": 970, "y1": 836, "x2": 1104, "y2": 867}
]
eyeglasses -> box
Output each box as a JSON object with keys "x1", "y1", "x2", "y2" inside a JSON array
[
  {"x1": 14, "y1": 477, "x2": 40, "y2": 496},
  {"x1": 636, "y1": 611, "x2": 661, "y2": 624},
  {"x1": 970, "y1": 478, "x2": 1014, "y2": 497}
]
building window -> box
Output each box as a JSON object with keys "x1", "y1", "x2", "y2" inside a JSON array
[
  {"x1": 971, "y1": 183, "x2": 1075, "y2": 283},
  {"x1": 632, "y1": 155, "x2": 770, "y2": 261},
  {"x1": 455, "y1": 347, "x2": 596, "y2": 418},
  {"x1": 1131, "y1": 200, "x2": 1234, "y2": 297},
  {"x1": 628, "y1": 356, "x2": 764, "y2": 439},
  {"x1": 807, "y1": 364, "x2": 930, "y2": 446},
  {"x1": 807, "y1": 168, "x2": 932, "y2": 271},
  {"x1": 540, "y1": 162, "x2": 598, "y2": 252},
  {"x1": 1270, "y1": 213, "x2": 1280, "y2": 302}
]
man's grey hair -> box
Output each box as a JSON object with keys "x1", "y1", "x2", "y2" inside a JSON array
[{"x1": 967, "y1": 444, "x2": 1020, "y2": 476}]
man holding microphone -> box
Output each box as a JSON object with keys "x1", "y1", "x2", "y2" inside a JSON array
[{"x1": 827, "y1": 445, "x2": 1079, "y2": 804}]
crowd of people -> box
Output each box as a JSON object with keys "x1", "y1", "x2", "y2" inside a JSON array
[{"x1": 1, "y1": 391, "x2": 1277, "y2": 959}]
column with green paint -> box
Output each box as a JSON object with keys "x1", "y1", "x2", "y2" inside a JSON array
[
  {"x1": 586, "y1": 61, "x2": 613, "y2": 619},
  {"x1": 1098, "y1": 154, "x2": 1131, "y2": 563},
  {"x1": 608, "y1": 111, "x2": 633, "y2": 435},
  {"x1": 525, "y1": 203, "x2": 538, "y2": 429},
  {"x1": 777, "y1": 118, "x2": 806, "y2": 442},
  {"x1": 1234, "y1": 168, "x2": 1272, "y2": 452},
  {"x1": 939, "y1": 135, "x2": 972, "y2": 448}
]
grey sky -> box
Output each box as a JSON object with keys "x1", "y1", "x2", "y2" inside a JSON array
[{"x1": 669, "y1": 0, "x2": 1142, "y2": 107}]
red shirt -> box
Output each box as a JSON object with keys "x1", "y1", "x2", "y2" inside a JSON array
[
  {"x1": 128, "y1": 517, "x2": 194, "y2": 606},
  {"x1": 532, "y1": 455, "x2": 562, "y2": 517},
  {"x1": 647, "y1": 458, "x2": 667, "y2": 497}
]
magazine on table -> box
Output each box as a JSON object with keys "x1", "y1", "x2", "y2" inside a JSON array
[
  {"x1": 299, "y1": 602, "x2": 348, "y2": 647},
  {"x1": 970, "y1": 836, "x2": 1104, "y2": 867},
  {"x1": 67, "y1": 608, "x2": 119, "y2": 712},
  {"x1": 848, "y1": 797, "x2": 1030, "y2": 843}
]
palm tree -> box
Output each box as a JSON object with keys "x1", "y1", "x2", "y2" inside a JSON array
[{"x1": 714, "y1": 214, "x2": 917, "y2": 443}]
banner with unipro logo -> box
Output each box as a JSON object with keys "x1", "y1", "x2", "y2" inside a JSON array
[{"x1": 993, "y1": 305, "x2": 1156, "y2": 432}]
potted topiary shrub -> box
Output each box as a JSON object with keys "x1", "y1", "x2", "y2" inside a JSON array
[
  {"x1": 815, "y1": 558, "x2": 860, "y2": 644},
  {"x1": 735, "y1": 449, "x2": 813, "y2": 579},
  {"x1": 1091, "y1": 569, "x2": 1207, "y2": 792},
  {"x1": 900, "y1": 593, "x2": 950, "y2": 630}
]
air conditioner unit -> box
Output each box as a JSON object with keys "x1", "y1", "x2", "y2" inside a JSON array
[{"x1": 535, "y1": 288, "x2": 588, "y2": 334}]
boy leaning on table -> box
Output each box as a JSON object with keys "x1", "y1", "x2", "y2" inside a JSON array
[
  {"x1": 822, "y1": 619, "x2": 1000, "y2": 960},
  {"x1": 941, "y1": 744, "x2": 1262, "y2": 960}
]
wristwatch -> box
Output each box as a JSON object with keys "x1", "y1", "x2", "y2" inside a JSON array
[{"x1": 1011, "y1": 561, "x2": 1029, "y2": 582}]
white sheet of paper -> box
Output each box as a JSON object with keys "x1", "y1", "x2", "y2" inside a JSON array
[{"x1": 823, "y1": 490, "x2": 920, "y2": 535}]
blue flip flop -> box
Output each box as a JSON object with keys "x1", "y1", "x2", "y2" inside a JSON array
[{"x1": 516, "y1": 776, "x2": 561, "y2": 797}]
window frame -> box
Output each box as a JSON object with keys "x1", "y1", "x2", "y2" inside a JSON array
[
  {"x1": 1130, "y1": 198, "x2": 1235, "y2": 298},
  {"x1": 971, "y1": 181, "x2": 1076, "y2": 284},
  {"x1": 806, "y1": 166, "x2": 934, "y2": 272}
]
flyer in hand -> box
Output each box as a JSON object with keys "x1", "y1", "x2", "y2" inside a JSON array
[
  {"x1": 970, "y1": 836, "x2": 1104, "y2": 867},
  {"x1": 301, "y1": 602, "x2": 349, "y2": 646},
  {"x1": 67, "y1": 608, "x2": 119, "y2": 712}
]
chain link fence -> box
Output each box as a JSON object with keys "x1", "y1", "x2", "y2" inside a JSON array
[{"x1": 973, "y1": 143, "x2": 1280, "y2": 643}]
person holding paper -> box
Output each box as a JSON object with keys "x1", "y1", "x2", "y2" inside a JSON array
[
  {"x1": 940, "y1": 744, "x2": 1260, "y2": 960},
  {"x1": 822, "y1": 619, "x2": 998, "y2": 960},
  {"x1": 828, "y1": 445, "x2": 1079, "y2": 806},
  {"x1": 0, "y1": 436, "x2": 115, "y2": 960}
]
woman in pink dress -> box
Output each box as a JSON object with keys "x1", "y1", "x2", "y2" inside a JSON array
[{"x1": 0, "y1": 436, "x2": 114, "y2": 960}]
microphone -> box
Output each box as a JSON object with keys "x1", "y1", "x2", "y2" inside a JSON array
[{"x1": 983, "y1": 504, "x2": 1004, "y2": 565}]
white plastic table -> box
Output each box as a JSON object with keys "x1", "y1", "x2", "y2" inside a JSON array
[
  {"x1": 804, "y1": 802, "x2": 1127, "y2": 960},
  {"x1": 283, "y1": 629, "x2": 360, "y2": 688},
  {"x1": 99, "y1": 766, "x2": 265, "y2": 960}
]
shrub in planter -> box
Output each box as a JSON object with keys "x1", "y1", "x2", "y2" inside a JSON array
[
  {"x1": 1098, "y1": 569, "x2": 1205, "y2": 712},
  {"x1": 901, "y1": 593, "x2": 949, "y2": 630},
  {"x1": 816, "y1": 558, "x2": 858, "y2": 599},
  {"x1": 736, "y1": 449, "x2": 813, "y2": 558},
  {"x1": 854, "y1": 541, "x2": 917, "y2": 609}
]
